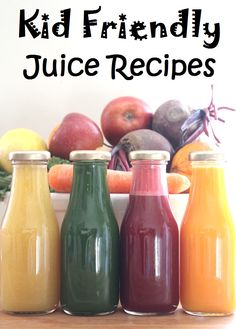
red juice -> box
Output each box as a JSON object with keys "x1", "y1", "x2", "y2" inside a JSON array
[{"x1": 120, "y1": 194, "x2": 179, "y2": 315}]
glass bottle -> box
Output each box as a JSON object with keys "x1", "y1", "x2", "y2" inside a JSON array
[
  {"x1": 180, "y1": 151, "x2": 236, "y2": 316},
  {"x1": 0, "y1": 151, "x2": 60, "y2": 314},
  {"x1": 61, "y1": 150, "x2": 119, "y2": 315},
  {"x1": 120, "y1": 150, "x2": 179, "y2": 315}
]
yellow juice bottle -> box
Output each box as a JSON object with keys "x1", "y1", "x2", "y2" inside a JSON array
[
  {"x1": 180, "y1": 151, "x2": 236, "y2": 316},
  {"x1": 0, "y1": 151, "x2": 60, "y2": 314}
]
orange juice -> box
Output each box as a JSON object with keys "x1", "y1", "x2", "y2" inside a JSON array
[
  {"x1": 180, "y1": 151, "x2": 236, "y2": 316},
  {"x1": 0, "y1": 151, "x2": 60, "y2": 314}
]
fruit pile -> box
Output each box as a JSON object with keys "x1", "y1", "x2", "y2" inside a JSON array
[
  {"x1": 1, "y1": 93, "x2": 231, "y2": 198},
  {"x1": 100, "y1": 96, "x2": 218, "y2": 177}
]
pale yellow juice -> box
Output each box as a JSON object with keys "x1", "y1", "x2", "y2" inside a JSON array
[{"x1": 0, "y1": 161, "x2": 60, "y2": 313}]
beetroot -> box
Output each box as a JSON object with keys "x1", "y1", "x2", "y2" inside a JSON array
[
  {"x1": 108, "y1": 129, "x2": 174, "y2": 171},
  {"x1": 180, "y1": 98, "x2": 235, "y2": 147},
  {"x1": 152, "y1": 99, "x2": 192, "y2": 149}
]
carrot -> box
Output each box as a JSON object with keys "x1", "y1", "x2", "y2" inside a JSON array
[
  {"x1": 48, "y1": 164, "x2": 73, "y2": 193},
  {"x1": 166, "y1": 173, "x2": 190, "y2": 194},
  {"x1": 107, "y1": 170, "x2": 132, "y2": 193},
  {"x1": 48, "y1": 165, "x2": 131, "y2": 194},
  {"x1": 107, "y1": 171, "x2": 190, "y2": 194},
  {"x1": 48, "y1": 164, "x2": 190, "y2": 194}
]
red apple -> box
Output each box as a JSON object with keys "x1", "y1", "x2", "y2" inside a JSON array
[
  {"x1": 101, "y1": 96, "x2": 153, "y2": 146},
  {"x1": 49, "y1": 113, "x2": 103, "y2": 159}
]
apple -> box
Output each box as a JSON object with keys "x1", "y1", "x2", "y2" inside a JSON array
[
  {"x1": 101, "y1": 96, "x2": 153, "y2": 146},
  {"x1": 49, "y1": 113, "x2": 103, "y2": 159}
]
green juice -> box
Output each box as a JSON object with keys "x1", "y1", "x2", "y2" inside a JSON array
[{"x1": 60, "y1": 154, "x2": 119, "y2": 315}]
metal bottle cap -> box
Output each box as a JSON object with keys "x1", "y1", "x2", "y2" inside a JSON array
[
  {"x1": 70, "y1": 150, "x2": 111, "y2": 161},
  {"x1": 9, "y1": 151, "x2": 51, "y2": 161},
  {"x1": 189, "y1": 150, "x2": 225, "y2": 162},
  {"x1": 129, "y1": 150, "x2": 170, "y2": 161}
]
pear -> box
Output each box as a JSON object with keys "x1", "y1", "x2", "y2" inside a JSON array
[{"x1": 0, "y1": 128, "x2": 47, "y2": 173}]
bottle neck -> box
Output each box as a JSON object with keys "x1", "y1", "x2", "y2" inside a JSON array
[
  {"x1": 189, "y1": 162, "x2": 228, "y2": 202},
  {"x1": 10, "y1": 162, "x2": 49, "y2": 197},
  {"x1": 130, "y1": 160, "x2": 168, "y2": 196},
  {"x1": 70, "y1": 161, "x2": 109, "y2": 204}
]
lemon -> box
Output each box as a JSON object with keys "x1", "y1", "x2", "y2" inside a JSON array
[{"x1": 0, "y1": 128, "x2": 48, "y2": 173}]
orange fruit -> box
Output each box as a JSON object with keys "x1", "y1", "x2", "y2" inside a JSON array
[{"x1": 170, "y1": 141, "x2": 216, "y2": 180}]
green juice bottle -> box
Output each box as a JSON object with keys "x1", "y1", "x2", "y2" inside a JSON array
[{"x1": 60, "y1": 151, "x2": 119, "y2": 315}]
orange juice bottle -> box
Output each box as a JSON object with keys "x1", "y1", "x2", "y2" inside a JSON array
[
  {"x1": 0, "y1": 151, "x2": 60, "y2": 314},
  {"x1": 180, "y1": 151, "x2": 236, "y2": 316}
]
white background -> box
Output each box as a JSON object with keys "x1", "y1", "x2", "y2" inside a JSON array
[{"x1": 0, "y1": 0, "x2": 235, "y2": 160}]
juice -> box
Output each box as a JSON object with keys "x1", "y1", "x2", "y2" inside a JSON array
[
  {"x1": 120, "y1": 195, "x2": 179, "y2": 314},
  {"x1": 61, "y1": 218, "x2": 119, "y2": 315},
  {"x1": 120, "y1": 150, "x2": 179, "y2": 315},
  {"x1": 180, "y1": 155, "x2": 236, "y2": 315},
  {"x1": 0, "y1": 157, "x2": 60, "y2": 314}
]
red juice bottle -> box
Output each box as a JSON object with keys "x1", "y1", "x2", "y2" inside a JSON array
[{"x1": 120, "y1": 150, "x2": 179, "y2": 315}]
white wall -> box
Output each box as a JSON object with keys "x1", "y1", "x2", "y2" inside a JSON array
[{"x1": 1, "y1": 0, "x2": 236, "y2": 160}]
